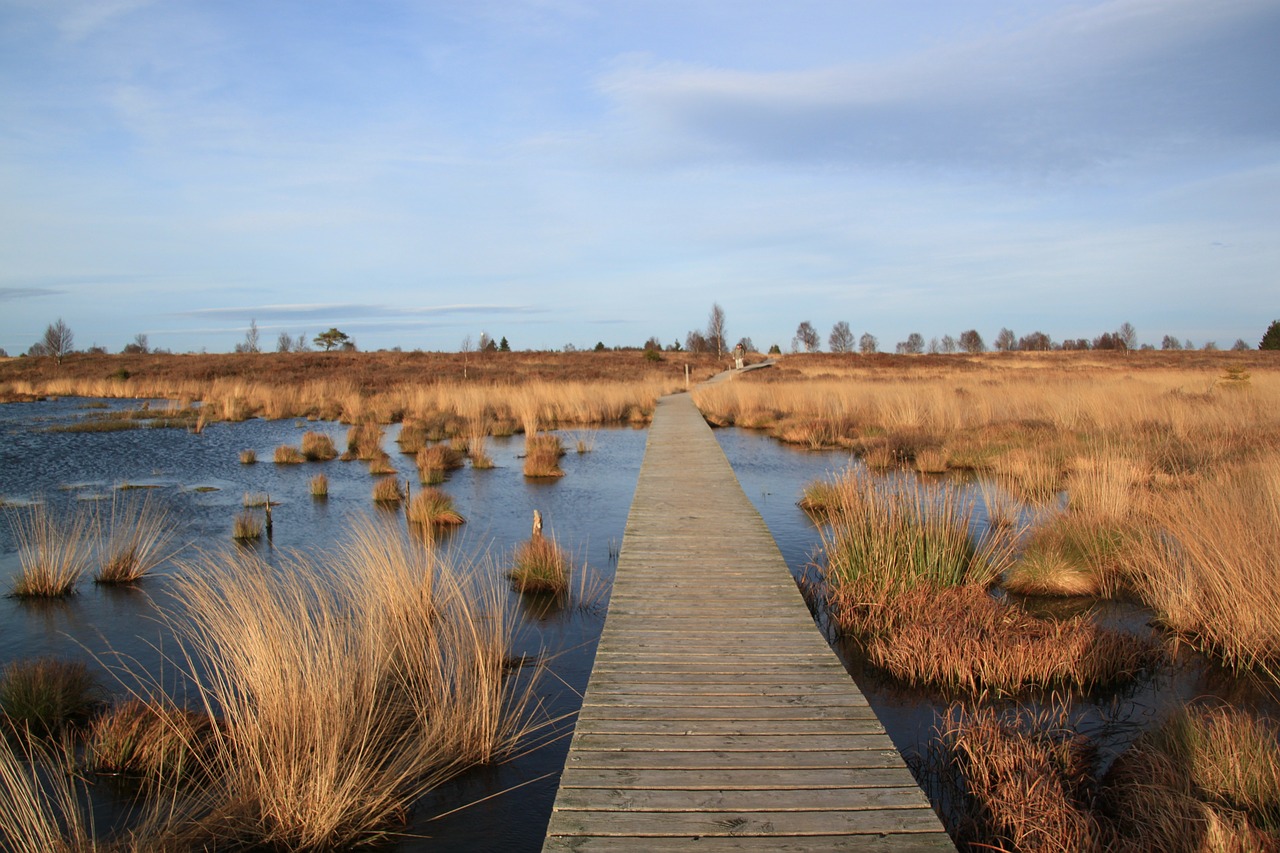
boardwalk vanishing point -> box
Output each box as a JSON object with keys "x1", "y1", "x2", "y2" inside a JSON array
[{"x1": 543, "y1": 387, "x2": 953, "y2": 851}]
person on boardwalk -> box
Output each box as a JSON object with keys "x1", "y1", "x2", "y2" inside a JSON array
[{"x1": 733, "y1": 342, "x2": 745, "y2": 370}]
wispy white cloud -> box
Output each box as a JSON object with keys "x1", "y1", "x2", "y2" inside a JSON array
[{"x1": 0, "y1": 287, "x2": 66, "y2": 301}]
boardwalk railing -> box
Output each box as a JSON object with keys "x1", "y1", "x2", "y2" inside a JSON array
[{"x1": 543, "y1": 390, "x2": 952, "y2": 851}]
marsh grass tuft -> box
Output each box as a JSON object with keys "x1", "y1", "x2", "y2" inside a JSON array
[
  {"x1": 96, "y1": 492, "x2": 180, "y2": 584},
  {"x1": 232, "y1": 511, "x2": 262, "y2": 540},
  {"x1": 416, "y1": 444, "x2": 464, "y2": 484},
  {"x1": 273, "y1": 444, "x2": 305, "y2": 464},
  {"x1": 1, "y1": 658, "x2": 100, "y2": 740},
  {"x1": 309, "y1": 473, "x2": 328, "y2": 498},
  {"x1": 345, "y1": 421, "x2": 384, "y2": 461},
  {"x1": 1005, "y1": 512, "x2": 1132, "y2": 598},
  {"x1": 468, "y1": 431, "x2": 494, "y2": 469},
  {"x1": 7, "y1": 504, "x2": 96, "y2": 597},
  {"x1": 238, "y1": 449, "x2": 257, "y2": 465},
  {"x1": 523, "y1": 433, "x2": 565, "y2": 478},
  {"x1": 166, "y1": 520, "x2": 540, "y2": 848},
  {"x1": 300, "y1": 431, "x2": 338, "y2": 461},
  {"x1": 372, "y1": 476, "x2": 404, "y2": 505},
  {"x1": 509, "y1": 535, "x2": 571, "y2": 596},
  {"x1": 406, "y1": 487, "x2": 465, "y2": 528},
  {"x1": 87, "y1": 698, "x2": 214, "y2": 786}
]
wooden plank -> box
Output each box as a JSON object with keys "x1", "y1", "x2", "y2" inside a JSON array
[{"x1": 542, "y1": 390, "x2": 951, "y2": 850}]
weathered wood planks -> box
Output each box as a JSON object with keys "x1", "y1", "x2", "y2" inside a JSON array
[{"x1": 542, "y1": 391, "x2": 952, "y2": 850}]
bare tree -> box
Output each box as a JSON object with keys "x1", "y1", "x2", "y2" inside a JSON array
[
  {"x1": 1119, "y1": 321, "x2": 1138, "y2": 351},
  {"x1": 792, "y1": 321, "x2": 820, "y2": 352},
  {"x1": 235, "y1": 319, "x2": 261, "y2": 353},
  {"x1": 941, "y1": 334, "x2": 957, "y2": 354},
  {"x1": 959, "y1": 329, "x2": 985, "y2": 353},
  {"x1": 41, "y1": 318, "x2": 74, "y2": 365},
  {"x1": 706, "y1": 303, "x2": 727, "y2": 359},
  {"x1": 294, "y1": 331, "x2": 311, "y2": 352},
  {"x1": 995, "y1": 327, "x2": 1017, "y2": 352},
  {"x1": 122, "y1": 333, "x2": 149, "y2": 354},
  {"x1": 828, "y1": 321, "x2": 855, "y2": 353},
  {"x1": 859, "y1": 332, "x2": 878, "y2": 354},
  {"x1": 896, "y1": 333, "x2": 924, "y2": 355},
  {"x1": 277, "y1": 331, "x2": 295, "y2": 353}
]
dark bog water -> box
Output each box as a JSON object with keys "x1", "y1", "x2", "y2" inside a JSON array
[{"x1": 0, "y1": 398, "x2": 644, "y2": 851}]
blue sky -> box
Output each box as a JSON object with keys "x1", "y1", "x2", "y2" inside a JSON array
[{"x1": 2, "y1": 0, "x2": 1277, "y2": 355}]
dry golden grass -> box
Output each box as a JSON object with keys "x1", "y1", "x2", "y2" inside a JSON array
[
  {"x1": 309, "y1": 473, "x2": 328, "y2": 498},
  {"x1": 345, "y1": 421, "x2": 384, "y2": 460},
  {"x1": 1005, "y1": 512, "x2": 1134, "y2": 598},
  {"x1": 0, "y1": 736, "x2": 94, "y2": 851},
  {"x1": 166, "y1": 519, "x2": 539, "y2": 847},
  {"x1": 416, "y1": 444, "x2": 464, "y2": 483},
  {"x1": 1124, "y1": 456, "x2": 1280, "y2": 676},
  {"x1": 6, "y1": 503, "x2": 96, "y2": 597},
  {"x1": 238, "y1": 448, "x2": 256, "y2": 464},
  {"x1": 273, "y1": 444, "x2": 305, "y2": 464},
  {"x1": 938, "y1": 704, "x2": 1109, "y2": 851},
  {"x1": 96, "y1": 492, "x2": 180, "y2": 584}
]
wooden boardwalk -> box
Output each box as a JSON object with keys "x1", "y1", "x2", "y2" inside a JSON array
[{"x1": 543, "y1": 390, "x2": 952, "y2": 851}]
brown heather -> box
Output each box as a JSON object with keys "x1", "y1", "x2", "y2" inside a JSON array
[
  {"x1": 0, "y1": 350, "x2": 707, "y2": 431},
  {"x1": 939, "y1": 704, "x2": 1280, "y2": 852}
]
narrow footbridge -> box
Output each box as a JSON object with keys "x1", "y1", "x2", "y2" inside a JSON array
[{"x1": 543, "y1": 391, "x2": 952, "y2": 851}]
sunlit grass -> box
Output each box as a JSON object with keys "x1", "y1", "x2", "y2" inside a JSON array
[{"x1": 7, "y1": 504, "x2": 96, "y2": 597}]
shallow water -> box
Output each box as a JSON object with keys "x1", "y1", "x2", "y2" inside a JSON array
[{"x1": 0, "y1": 398, "x2": 643, "y2": 851}]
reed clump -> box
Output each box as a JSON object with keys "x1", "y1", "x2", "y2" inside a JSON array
[
  {"x1": 1, "y1": 659, "x2": 100, "y2": 740},
  {"x1": 509, "y1": 535, "x2": 571, "y2": 595},
  {"x1": 238, "y1": 449, "x2": 256, "y2": 464},
  {"x1": 7, "y1": 503, "x2": 96, "y2": 597},
  {"x1": 406, "y1": 487, "x2": 465, "y2": 528},
  {"x1": 523, "y1": 433, "x2": 565, "y2": 478},
  {"x1": 368, "y1": 451, "x2": 396, "y2": 475},
  {"x1": 468, "y1": 431, "x2": 494, "y2": 469},
  {"x1": 300, "y1": 431, "x2": 338, "y2": 461},
  {"x1": 96, "y1": 493, "x2": 179, "y2": 584},
  {"x1": 273, "y1": 444, "x2": 305, "y2": 464},
  {"x1": 309, "y1": 473, "x2": 328, "y2": 498},
  {"x1": 165, "y1": 520, "x2": 537, "y2": 848}
]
